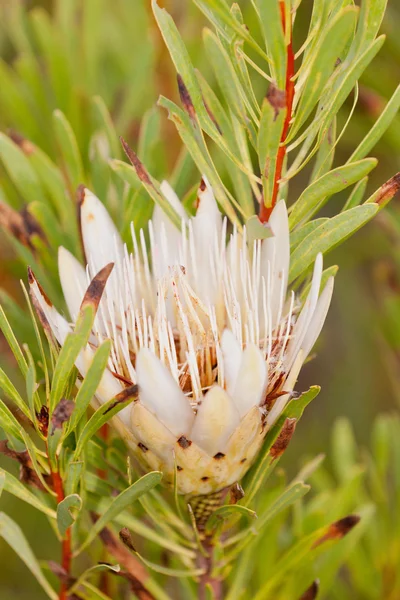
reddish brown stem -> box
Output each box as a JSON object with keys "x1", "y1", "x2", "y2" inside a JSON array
[
  {"x1": 259, "y1": 1, "x2": 295, "y2": 223},
  {"x1": 51, "y1": 469, "x2": 71, "y2": 600}
]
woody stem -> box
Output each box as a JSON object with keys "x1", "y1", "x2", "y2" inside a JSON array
[
  {"x1": 259, "y1": 0, "x2": 295, "y2": 223},
  {"x1": 52, "y1": 469, "x2": 72, "y2": 600}
]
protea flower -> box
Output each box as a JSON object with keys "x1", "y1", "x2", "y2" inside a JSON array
[{"x1": 29, "y1": 177, "x2": 333, "y2": 496}]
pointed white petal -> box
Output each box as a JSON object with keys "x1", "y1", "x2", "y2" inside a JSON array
[
  {"x1": 191, "y1": 385, "x2": 240, "y2": 456},
  {"x1": 160, "y1": 181, "x2": 187, "y2": 220},
  {"x1": 80, "y1": 188, "x2": 123, "y2": 274},
  {"x1": 269, "y1": 200, "x2": 290, "y2": 296},
  {"x1": 232, "y1": 344, "x2": 267, "y2": 418},
  {"x1": 58, "y1": 247, "x2": 88, "y2": 321},
  {"x1": 192, "y1": 177, "x2": 222, "y2": 304},
  {"x1": 301, "y1": 276, "x2": 334, "y2": 359},
  {"x1": 29, "y1": 271, "x2": 72, "y2": 345},
  {"x1": 136, "y1": 348, "x2": 194, "y2": 436},
  {"x1": 260, "y1": 200, "x2": 290, "y2": 327},
  {"x1": 221, "y1": 329, "x2": 242, "y2": 395},
  {"x1": 285, "y1": 253, "x2": 323, "y2": 370}
]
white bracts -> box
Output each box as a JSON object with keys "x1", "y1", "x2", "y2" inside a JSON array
[{"x1": 29, "y1": 177, "x2": 334, "y2": 496}]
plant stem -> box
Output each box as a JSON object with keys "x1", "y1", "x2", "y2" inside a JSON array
[
  {"x1": 259, "y1": 0, "x2": 295, "y2": 223},
  {"x1": 51, "y1": 469, "x2": 72, "y2": 600},
  {"x1": 197, "y1": 538, "x2": 223, "y2": 600}
]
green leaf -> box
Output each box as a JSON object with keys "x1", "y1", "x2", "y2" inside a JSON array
[
  {"x1": 0, "y1": 469, "x2": 56, "y2": 518},
  {"x1": 111, "y1": 157, "x2": 181, "y2": 230},
  {"x1": 75, "y1": 472, "x2": 162, "y2": 554},
  {"x1": 65, "y1": 461, "x2": 84, "y2": 497},
  {"x1": 290, "y1": 7, "x2": 358, "y2": 138},
  {"x1": 348, "y1": 83, "x2": 400, "y2": 162},
  {"x1": 52, "y1": 109, "x2": 84, "y2": 191},
  {"x1": 225, "y1": 482, "x2": 310, "y2": 558},
  {"x1": 349, "y1": 0, "x2": 388, "y2": 56},
  {"x1": 206, "y1": 504, "x2": 256, "y2": 534},
  {"x1": 68, "y1": 563, "x2": 121, "y2": 596},
  {"x1": 258, "y1": 95, "x2": 286, "y2": 209},
  {"x1": 91, "y1": 95, "x2": 122, "y2": 160},
  {"x1": 289, "y1": 158, "x2": 377, "y2": 226},
  {"x1": 74, "y1": 390, "x2": 136, "y2": 458},
  {"x1": 290, "y1": 218, "x2": 328, "y2": 250},
  {"x1": 254, "y1": 0, "x2": 286, "y2": 87},
  {"x1": 342, "y1": 176, "x2": 369, "y2": 211},
  {"x1": 289, "y1": 204, "x2": 379, "y2": 282},
  {"x1": 152, "y1": 0, "x2": 214, "y2": 137},
  {"x1": 50, "y1": 305, "x2": 94, "y2": 414},
  {"x1": 190, "y1": 0, "x2": 269, "y2": 62},
  {"x1": 157, "y1": 96, "x2": 240, "y2": 225},
  {"x1": 203, "y1": 29, "x2": 252, "y2": 131},
  {"x1": 25, "y1": 142, "x2": 74, "y2": 230},
  {"x1": 57, "y1": 493, "x2": 82, "y2": 537},
  {"x1": 310, "y1": 117, "x2": 337, "y2": 181},
  {"x1": 0, "y1": 398, "x2": 27, "y2": 443},
  {"x1": 0, "y1": 512, "x2": 57, "y2": 599},
  {"x1": 28, "y1": 201, "x2": 66, "y2": 252},
  {"x1": 0, "y1": 367, "x2": 31, "y2": 420},
  {"x1": 0, "y1": 471, "x2": 4, "y2": 499},
  {"x1": 134, "y1": 551, "x2": 205, "y2": 578},
  {"x1": 0, "y1": 133, "x2": 44, "y2": 205},
  {"x1": 244, "y1": 387, "x2": 320, "y2": 506},
  {"x1": 246, "y1": 216, "x2": 273, "y2": 247},
  {"x1": 288, "y1": 37, "x2": 385, "y2": 155},
  {"x1": 66, "y1": 340, "x2": 111, "y2": 434}
]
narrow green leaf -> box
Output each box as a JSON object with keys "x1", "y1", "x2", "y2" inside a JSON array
[
  {"x1": 134, "y1": 549, "x2": 205, "y2": 578},
  {"x1": 190, "y1": 0, "x2": 269, "y2": 62},
  {"x1": 258, "y1": 95, "x2": 286, "y2": 208},
  {"x1": 290, "y1": 218, "x2": 328, "y2": 250},
  {"x1": 52, "y1": 109, "x2": 84, "y2": 190},
  {"x1": 290, "y1": 7, "x2": 358, "y2": 138},
  {"x1": 206, "y1": 504, "x2": 256, "y2": 533},
  {"x1": 288, "y1": 37, "x2": 385, "y2": 154},
  {"x1": 65, "y1": 461, "x2": 84, "y2": 497},
  {"x1": 67, "y1": 340, "x2": 111, "y2": 434},
  {"x1": 342, "y1": 177, "x2": 368, "y2": 211},
  {"x1": 0, "y1": 469, "x2": 56, "y2": 518},
  {"x1": 203, "y1": 29, "x2": 254, "y2": 131},
  {"x1": 74, "y1": 393, "x2": 135, "y2": 458},
  {"x1": 289, "y1": 204, "x2": 379, "y2": 282},
  {"x1": 68, "y1": 563, "x2": 121, "y2": 596},
  {"x1": 309, "y1": 118, "x2": 337, "y2": 182},
  {"x1": 0, "y1": 368, "x2": 31, "y2": 420},
  {"x1": 289, "y1": 159, "x2": 377, "y2": 227},
  {"x1": 0, "y1": 133, "x2": 44, "y2": 205},
  {"x1": 348, "y1": 83, "x2": 400, "y2": 162},
  {"x1": 57, "y1": 493, "x2": 82, "y2": 537},
  {"x1": 91, "y1": 96, "x2": 122, "y2": 160},
  {"x1": 0, "y1": 512, "x2": 57, "y2": 599},
  {"x1": 75, "y1": 472, "x2": 162, "y2": 554},
  {"x1": 50, "y1": 305, "x2": 94, "y2": 414},
  {"x1": 244, "y1": 387, "x2": 320, "y2": 507},
  {"x1": 110, "y1": 158, "x2": 181, "y2": 230},
  {"x1": 254, "y1": 0, "x2": 286, "y2": 87},
  {"x1": 152, "y1": 0, "x2": 214, "y2": 136},
  {"x1": 28, "y1": 201, "x2": 66, "y2": 252}
]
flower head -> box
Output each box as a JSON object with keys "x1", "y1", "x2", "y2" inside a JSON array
[{"x1": 29, "y1": 178, "x2": 333, "y2": 495}]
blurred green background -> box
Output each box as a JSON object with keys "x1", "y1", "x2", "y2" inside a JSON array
[{"x1": 0, "y1": 0, "x2": 400, "y2": 598}]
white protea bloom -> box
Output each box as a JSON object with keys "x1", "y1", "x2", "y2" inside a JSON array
[{"x1": 29, "y1": 177, "x2": 333, "y2": 496}]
